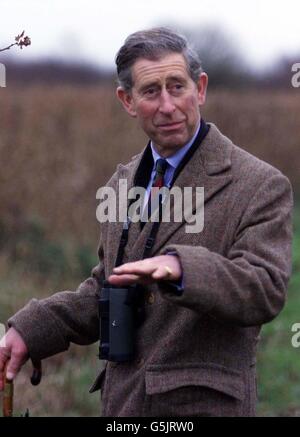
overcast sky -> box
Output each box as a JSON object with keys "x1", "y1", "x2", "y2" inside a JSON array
[{"x1": 1, "y1": 0, "x2": 300, "y2": 70}]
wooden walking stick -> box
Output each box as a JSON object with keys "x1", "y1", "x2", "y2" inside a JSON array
[
  {"x1": 2, "y1": 360, "x2": 42, "y2": 417},
  {"x1": 1, "y1": 324, "x2": 42, "y2": 417},
  {"x1": 2, "y1": 362, "x2": 14, "y2": 417},
  {"x1": 1, "y1": 325, "x2": 13, "y2": 417},
  {"x1": 2, "y1": 361, "x2": 42, "y2": 417}
]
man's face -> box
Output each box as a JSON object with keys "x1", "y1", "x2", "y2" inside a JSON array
[{"x1": 117, "y1": 52, "x2": 208, "y2": 156}]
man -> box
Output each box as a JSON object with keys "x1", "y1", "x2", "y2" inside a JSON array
[{"x1": 0, "y1": 28, "x2": 293, "y2": 417}]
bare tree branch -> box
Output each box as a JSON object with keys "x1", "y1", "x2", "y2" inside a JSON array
[{"x1": 0, "y1": 31, "x2": 31, "y2": 53}]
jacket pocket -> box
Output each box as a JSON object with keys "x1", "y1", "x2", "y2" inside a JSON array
[
  {"x1": 89, "y1": 366, "x2": 106, "y2": 394},
  {"x1": 144, "y1": 362, "x2": 246, "y2": 417}
]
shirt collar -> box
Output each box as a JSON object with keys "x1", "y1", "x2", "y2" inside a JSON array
[{"x1": 150, "y1": 120, "x2": 201, "y2": 170}]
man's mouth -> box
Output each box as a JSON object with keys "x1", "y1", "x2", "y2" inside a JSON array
[{"x1": 157, "y1": 121, "x2": 184, "y2": 131}]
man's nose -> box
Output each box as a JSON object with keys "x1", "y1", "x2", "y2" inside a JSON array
[{"x1": 158, "y1": 90, "x2": 176, "y2": 114}]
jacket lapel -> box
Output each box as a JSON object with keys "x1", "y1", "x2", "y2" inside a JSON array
[
  {"x1": 150, "y1": 123, "x2": 233, "y2": 254},
  {"x1": 105, "y1": 152, "x2": 150, "y2": 269}
]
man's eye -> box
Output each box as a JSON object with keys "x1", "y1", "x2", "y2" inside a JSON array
[
  {"x1": 144, "y1": 88, "x2": 157, "y2": 96},
  {"x1": 167, "y1": 83, "x2": 184, "y2": 94},
  {"x1": 173, "y1": 83, "x2": 183, "y2": 90}
]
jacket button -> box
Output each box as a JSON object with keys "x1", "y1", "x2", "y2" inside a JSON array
[{"x1": 147, "y1": 292, "x2": 155, "y2": 304}]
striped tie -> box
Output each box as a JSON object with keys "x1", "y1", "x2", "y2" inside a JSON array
[
  {"x1": 141, "y1": 158, "x2": 168, "y2": 227},
  {"x1": 152, "y1": 158, "x2": 168, "y2": 189}
]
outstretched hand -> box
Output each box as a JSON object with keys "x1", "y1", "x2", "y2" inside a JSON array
[{"x1": 108, "y1": 254, "x2": 182, "y2": 287}]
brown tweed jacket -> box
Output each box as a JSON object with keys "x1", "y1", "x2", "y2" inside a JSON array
[{"x1": 8, "y1": 123, "x2": 293, "y2": 417}]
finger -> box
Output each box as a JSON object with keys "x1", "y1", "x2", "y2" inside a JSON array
[
  {"x1": 109, "y1": 273, "x2": 155, "y2": 287},
  {"x1": 108, "y1": 273, "x2": 140, "y2": 286},
  {"x1": 113, "y1": 262, "x2": 156, "y2": 276},
  {"x1": 113, "y1": 259, "x2": 156, "y2": 272},
  {"x1": 113, "y1": 261, "x2": 143, "y2": 272},
  {"x1": 0, "y1": 348, "x2": 10, "y2": 391},
  {"x1": 0, "y1": 348, "x2": 10, "y2": 371},
  {"x1": 6, "y1": 351, "x2": 26, "y2": 381},
  {"x1": 152, "y1": 265, "x2": 171, "y2": 280}
]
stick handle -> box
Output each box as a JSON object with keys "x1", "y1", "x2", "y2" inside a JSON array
[{"x1": 2, "y1": 363, "x2": 13, "y2": 417}]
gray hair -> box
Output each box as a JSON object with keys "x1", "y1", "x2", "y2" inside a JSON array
[{"x1": 115, "y1": 27, "x2": 203, "y2": 91}]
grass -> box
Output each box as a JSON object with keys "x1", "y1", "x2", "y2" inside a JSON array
[
  {"x1": 257, "y1": 206, "x2": 300, "y2": 416},
  {"x1": 0, "y1": 230, "x2": 102, "y2": 417},
  {"x1": 12, "y1": 343, "x2": 101, "y2": 417}
]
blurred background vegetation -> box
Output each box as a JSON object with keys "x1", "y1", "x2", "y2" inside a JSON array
[{"x1": 0, "y1": 26, "x2": 300, "y2": 416}]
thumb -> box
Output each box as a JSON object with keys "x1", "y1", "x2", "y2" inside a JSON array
[{"x1": 152, "y1": 266, "x2": 169, "y2": 280}]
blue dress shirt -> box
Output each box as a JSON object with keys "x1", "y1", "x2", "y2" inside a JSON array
[
  {"x1": 144, "y1": 121, "x2": 201, "y2": 295},
  {"x1": 143, "y1": 121, "x2": 201, "y2": 209}
]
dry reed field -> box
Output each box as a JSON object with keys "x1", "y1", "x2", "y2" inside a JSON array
[
  {"x1": 0, "y1": 85, "x2": 299, "y2": 244},
  {"x1": 0, "y1": 84, "x2": 299, "y2": 416}
]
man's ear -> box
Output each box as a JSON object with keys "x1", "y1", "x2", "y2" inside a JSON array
[
  {"x1": 197, "y1": 72, "x2": 208, "y2": 106},
  {"x1": 116, "y1": 87, "x2": 137, "y2": 117}
]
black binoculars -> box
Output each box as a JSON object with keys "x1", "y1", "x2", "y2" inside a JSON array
[{"x1": 98, "y1": 281, "x2": 144, "y2": 362}]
